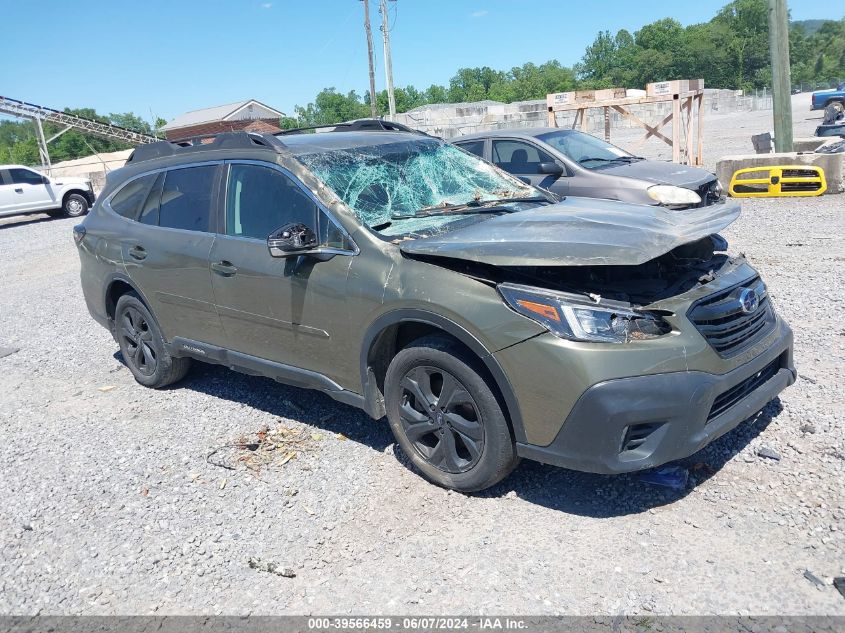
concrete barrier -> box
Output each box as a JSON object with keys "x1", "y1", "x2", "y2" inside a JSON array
[
  {"x1": 392, "y1": 89, "x2": 772, "y2": 140},
  {"x1": 792, "y1": 137, "x2": 832, "y2": 152},
  {"x1": 716, "y1": 151, "x2": 844, "y2": 195}
]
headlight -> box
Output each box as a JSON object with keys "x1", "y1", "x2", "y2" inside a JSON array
[
  {"x1": 498, "y1": 283, "x2": 671, "y2": 343},
  {"x1": 647, "y1": 185, "x2": 701, "y2": 207}
]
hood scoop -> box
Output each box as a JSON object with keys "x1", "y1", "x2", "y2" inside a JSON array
[{"x1": 399, "y1": 197, "x2": 741, "y2": 267}]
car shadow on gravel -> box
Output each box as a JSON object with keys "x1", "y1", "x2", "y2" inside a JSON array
[
  {"x1": 159, "y1": 358, "x2": 396, "y2": 450},
  {"x1": 478, "y1": 398, "x2": 784, "y2": 517},
  {"x1": 116, "y1": 353, "x2": 784, "y2": 516},
  {"x1": 0, "y1": 214, "x2": 57, "y2": 230}
]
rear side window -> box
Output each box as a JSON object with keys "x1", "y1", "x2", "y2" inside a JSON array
[
  {"x1": 225, "y1": 164, "x2": 316, "y2": 240},
  {"x1": 9, "y1": 168, "x2": 44, "y2": 185},
  {"x1": 455, "y1": 140, "x2": 484, "y2": 158},
  {"x1": 159, "y1": 166, "x2": 216, "y2": 232},
  {"x1": 139, "y1": 172, "x2": 165, "y2": 226},
  {"x1": 109, "y1": 174, "x2": 158, "y2": 219}
]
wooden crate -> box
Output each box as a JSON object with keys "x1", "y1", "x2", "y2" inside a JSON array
[{"x1": 646, "y1": 79, "x2": 704, "y2": 96}]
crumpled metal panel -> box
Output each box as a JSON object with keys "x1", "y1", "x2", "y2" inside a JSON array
[{"x1": 398, "y1": 197, "x2": 742, "y2": 267}]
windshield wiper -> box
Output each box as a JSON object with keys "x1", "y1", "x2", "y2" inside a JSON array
[
  {"x1": 392, "y1": 196, "x2": 549, "y2": 219},
  {"x1": 578, "y1": 156, "x2": 623, "y2": 165},
  {"x1": 390, "y1": 206, "x2": 512, "y2": 220}
]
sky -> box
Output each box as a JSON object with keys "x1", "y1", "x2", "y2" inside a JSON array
[{"x1": 0, "y1": 0, "x2": 834, "y2": 125}]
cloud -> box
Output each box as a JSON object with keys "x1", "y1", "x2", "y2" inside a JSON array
[
  {"x1": 260, "y1": 2, "x2": 273, "y2": 8},
  {"x1": 470, "y1": 10, "x2": 488, "y2": 18}
]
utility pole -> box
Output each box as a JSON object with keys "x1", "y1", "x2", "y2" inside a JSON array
[
  {"x1": 768, "y1": 0, "x2": 793, "y2": 152},
  {"x1": 380, "y1": 0, "x2": 396, "y2": 117},
  {"x1": 361, "y1": 0, "x2": 378, "y2": 119}
]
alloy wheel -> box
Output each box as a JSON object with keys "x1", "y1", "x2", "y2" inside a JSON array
[
  {"x1": 398, "y1": 366, "x2": 485, "y2": 473},
  {"x1": 119, "y1": 307, "x2": 157, "y2": 376}
]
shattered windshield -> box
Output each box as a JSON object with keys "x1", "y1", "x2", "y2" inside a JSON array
[{"x1": 295, "y1": 138, "x2": 539, "y2": 235}]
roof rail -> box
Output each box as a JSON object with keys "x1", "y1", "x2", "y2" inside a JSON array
[
  {"x1": 126, "y1": 131, "x2": 287, "y2": 163},
  {"x1": 276, "y1": 118, "x2": 426, "y2": 136}
]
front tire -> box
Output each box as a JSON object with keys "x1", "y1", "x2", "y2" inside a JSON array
[
  {"x1": 115, "y1": 292, "x2": 191, "y2": 388},
  {"x1": 63, "y1": 193, "x2": 88, "y2": 218},
  {"x1": 384, "y1": 335, "x2": 518, "y2": 492}
]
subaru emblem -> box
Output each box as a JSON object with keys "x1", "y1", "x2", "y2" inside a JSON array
[{"x1": 739, "y1": 288, "x2": 759, "y2": 314}]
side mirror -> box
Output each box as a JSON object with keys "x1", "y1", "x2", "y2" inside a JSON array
[
  {"x1": 538, "y1": 162, "x2": 564, "y2": 176},
  {"x1": 267, "y1": 224, "x2": 317, "y2": 257},
  {"x1": 41, "y1": 175, "x2": 50, "y2": 184},
  {"x1": 268, "y1": 223, "x2": 318, "y2": 257}
]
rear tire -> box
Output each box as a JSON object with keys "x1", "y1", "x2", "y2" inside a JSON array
[
  {"x1": 63, "y1": 193, "x2": 88, "y2": 218},
  {"x1": 384, "y1": 334, "x2": 519, "y2": 492},
  {"x1": 115, "y1": 292, "x2": 191, "y2": 388}
]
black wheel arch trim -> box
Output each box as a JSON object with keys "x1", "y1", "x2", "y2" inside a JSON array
[
  {"x1": 103, "y1": 272, "x2": 161, "y2": 337},
  {"x1": 360, "y1": 309, "x2": 527, "y2": 443}
]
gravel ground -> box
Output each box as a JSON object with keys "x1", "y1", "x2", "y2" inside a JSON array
[{"x1": 1, "y1": 101, "x2": 843, "y2": 615}]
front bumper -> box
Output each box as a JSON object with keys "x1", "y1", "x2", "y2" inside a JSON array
[
  {"x1": 83, "y1": 190, "x2": 96, "y2": 207},
  {"x1": 515, "y1": 321, "x2": 795, "y2": 474}
]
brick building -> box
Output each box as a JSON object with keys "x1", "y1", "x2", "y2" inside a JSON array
[{"x1": 160, "y1": 99, "x2": 286, "y2": 141}]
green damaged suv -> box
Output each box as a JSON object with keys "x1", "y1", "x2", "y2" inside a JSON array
[{"x1": 75, "y1": 124, "x2": 795, "y2": 491}]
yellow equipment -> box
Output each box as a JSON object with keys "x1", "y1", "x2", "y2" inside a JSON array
[{"x1": 729, "y1": 165, "x2": 827, "y2": 197}]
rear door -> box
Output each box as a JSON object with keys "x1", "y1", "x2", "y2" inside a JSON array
[
  {"x1": 209, "y1": 161, "x2": 357, "y2": 378},
  {"x1": 118, "y1": 163, "x2": 226, "y2": 346},
  {"x1": 490, "y1": 139, "x2": 569, "y2": 194}
]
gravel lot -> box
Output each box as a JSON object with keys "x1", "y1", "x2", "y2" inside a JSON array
[{"x1": 1, "y1": 101, "x2": 843, "y2": 615}]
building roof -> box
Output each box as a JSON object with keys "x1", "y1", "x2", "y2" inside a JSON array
[{"x1": 160, "y1": 99, "x2": 285, "y2": 132}]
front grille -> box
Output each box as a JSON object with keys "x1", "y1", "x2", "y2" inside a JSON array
[
  {"x1": 707, "y1": 358, "x2": 780, "y2": 422},
  {"x1": 780, "y1": 168, "x2": 826, "y2": 193},
  {"x1": 688, "y1": 276, "x2": 776, "y2": 357}
]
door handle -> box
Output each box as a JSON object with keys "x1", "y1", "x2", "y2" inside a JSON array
[
  {"x1": 128, "y1": 245, "x2": 147, "y2": 261},
  {"x1": 14, "y1": 188, "x2": 23, "y2": 193},
  {"x1": 211, "y1": 261, "x2": 238, "y2": 276}
]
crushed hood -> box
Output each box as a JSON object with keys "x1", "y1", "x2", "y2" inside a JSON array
[
  {"x1": 598, "y1": 159, "x2": 715, "y2": 188},
  {"x1": 399, "y1": 197, "x2": 741, "y2": 267}
]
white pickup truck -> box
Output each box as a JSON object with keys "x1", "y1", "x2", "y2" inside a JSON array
[{"x1": 0, "y1": 165, "x2": 95, "y2": 219}]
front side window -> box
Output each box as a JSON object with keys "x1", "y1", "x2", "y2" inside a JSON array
[
  {"x1": 295, "y1": 138, "x2": 538, "y2": 235},
  {"x1": 491, "y1": 140, "x2": 555, "y2": 175},
  {"x1": 225, "y1": 164, "x2": 316, "y2": 240},
  {"x1": 158, "y1": 165, "x2": 216, "y2": 232},
  {"x1": 10, "y1": 168, "x2": 44, "y2": 186},
  {"x1": 537, "y1": 130, "x2": 635, "y2": 169}
]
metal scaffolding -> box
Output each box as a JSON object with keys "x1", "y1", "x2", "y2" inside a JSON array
[{"x1": 0, "y1": 95, "x2": 158, "y2": 171}]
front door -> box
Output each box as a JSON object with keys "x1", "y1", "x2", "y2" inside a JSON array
[
  {"x1": 209, "y1": 162, "x2": 356, "y2": 381},
  {"x1": 121, "y1": 163, "x2": 226, "y2": 346},
  {"x1": 490, "y1": 139, "x2": 569, "y2": 195},
  {"x1": 0, "y1": 167, "x2": 54, "y2": 214}
]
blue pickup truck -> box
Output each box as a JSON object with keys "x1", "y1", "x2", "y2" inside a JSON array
[{"x1": 811, "y1": 82, "x2": 845, "y2": 113}]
